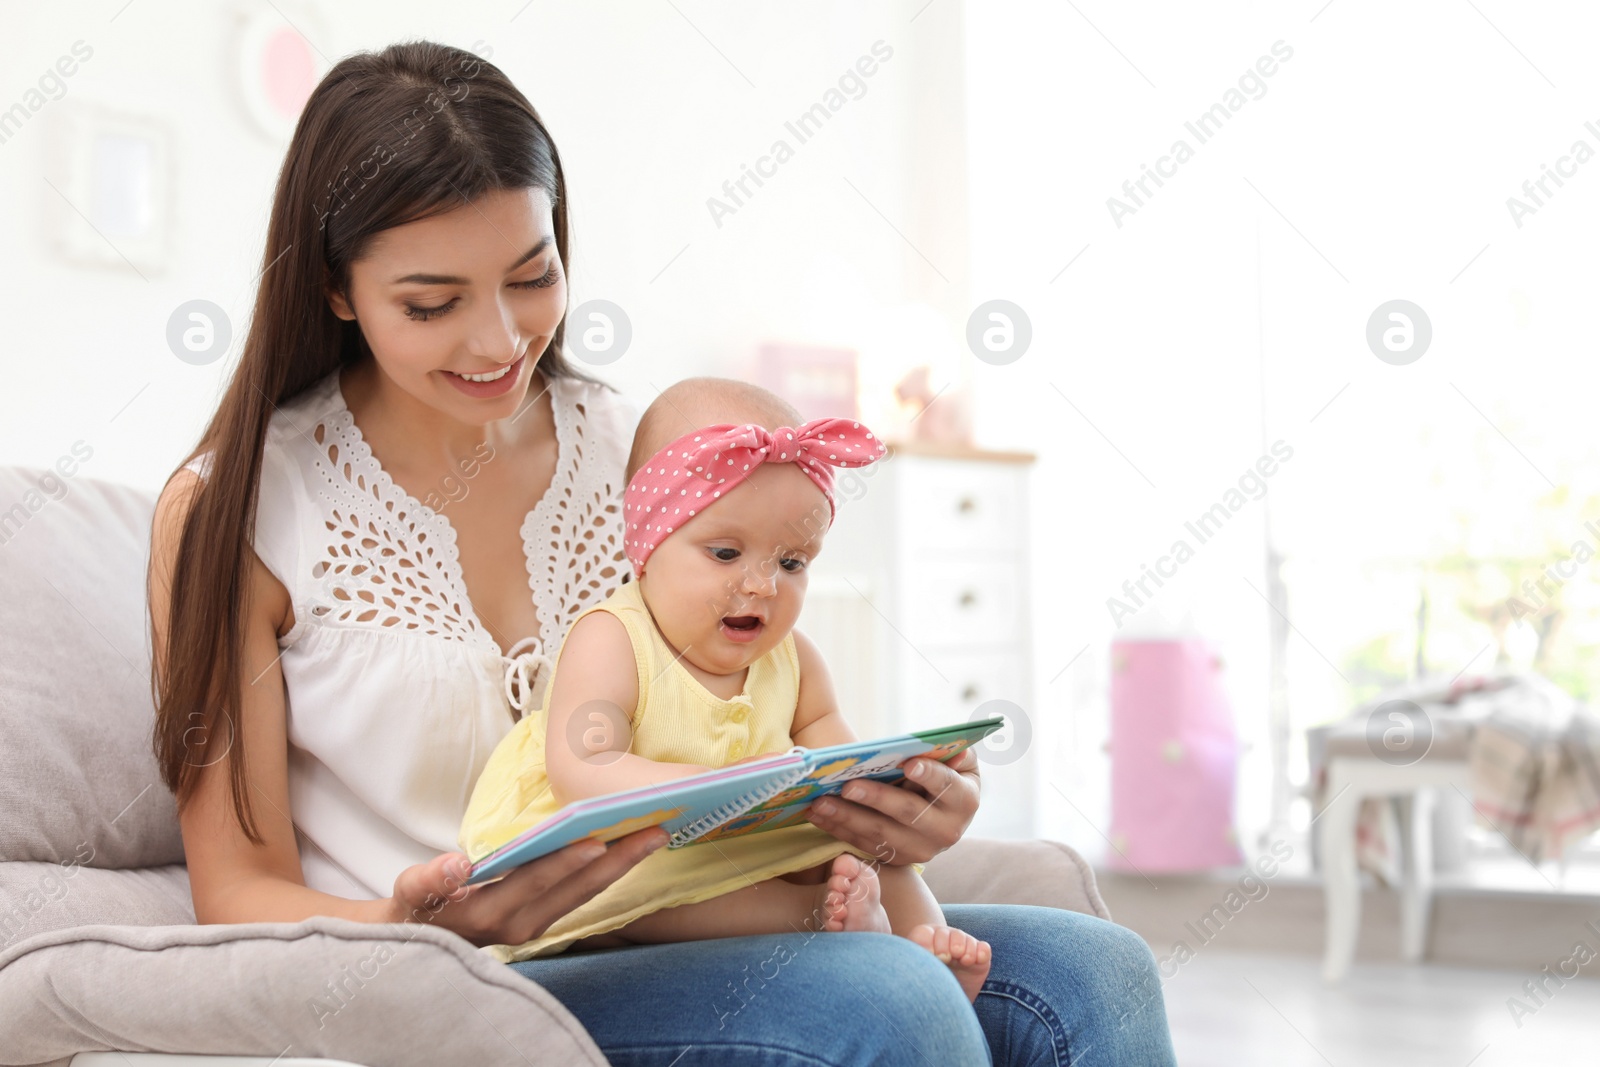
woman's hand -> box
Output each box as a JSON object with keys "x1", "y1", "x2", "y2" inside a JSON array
[
  {"x1": 804, "y1": 748, "x2": 981, "y2": 866},
  {"x1": 385, "y1": 826, "x2": 669, "y2": 948}
]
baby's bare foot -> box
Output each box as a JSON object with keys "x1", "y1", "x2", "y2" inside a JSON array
[
  {"x1": 820, "y1": 854, "x2": 891, "y2": 933},
  {"x1": 909, "y1": 924, "x2": 992, "y2": 1002}
]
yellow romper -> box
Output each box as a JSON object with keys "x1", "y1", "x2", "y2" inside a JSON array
[{"x1": 459, "y1": 578, "x2": 873, "y2": 962}]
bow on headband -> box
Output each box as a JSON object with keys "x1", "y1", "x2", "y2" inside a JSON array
[{"x1": 623, "y1": 417, "x2": 886, "y2": 577}]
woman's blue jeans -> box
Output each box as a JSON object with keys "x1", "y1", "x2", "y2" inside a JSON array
[{"x1": 510, "y1": 904, "x2": 1177, "y2": 1066}]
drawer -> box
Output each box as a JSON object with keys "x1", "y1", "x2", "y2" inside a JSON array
[
  {"x1": 896, "y1": 648, "x2": 1036, "y2": 838},
  {"x1": 892, "y1": 457, "x2": 1027, "y2": 553},
  {"x1": 898, "y1": 555, "x2": 1023, "y2": 646},
  {"x1": 896, "y1": 649, "x2": 1028, "y2": 734}
]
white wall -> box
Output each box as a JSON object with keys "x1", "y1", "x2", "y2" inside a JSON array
[
  {"x1": 0, "y1": 0, "x2": 971, "y2": 489},
  {"x1": 963, "y1": 0, "x2": 1600, "y2": 863}
]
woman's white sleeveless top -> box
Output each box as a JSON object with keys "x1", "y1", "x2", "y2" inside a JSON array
[{"x1": 184, "y1": 367, "x2": 636, "y2": 900}]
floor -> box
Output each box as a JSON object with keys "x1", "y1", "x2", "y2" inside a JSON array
[
  {"x1": 1096, "y1": 863, "x2": 1600, "y2": 974},
  {"x1": 1162, "y1": 950, "x2": 1600, "y2": 1066}
]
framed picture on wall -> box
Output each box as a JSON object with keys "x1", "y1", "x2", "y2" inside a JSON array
[
  {"x1": 755, "y1": 342, "x2": 859, "y2": 423},
  {"x1": 46, "y1": 101, "x2": 172, "y2": 274}
]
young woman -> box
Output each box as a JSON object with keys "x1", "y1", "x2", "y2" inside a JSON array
[{"x1": 147, "y1": 40, "x2": 1177, "y2": 1066}]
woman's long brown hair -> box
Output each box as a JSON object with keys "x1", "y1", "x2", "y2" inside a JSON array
[{"x1": 151, "y1": 40, "x2": 607, "y2": 844}]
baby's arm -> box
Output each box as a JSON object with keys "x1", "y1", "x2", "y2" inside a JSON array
[
  {"x1": 545, "y1": 611, "x2": 714, "y2": 804},
  {"x1": 788, "y1": 628, "x2": 859, "y2": 750}
]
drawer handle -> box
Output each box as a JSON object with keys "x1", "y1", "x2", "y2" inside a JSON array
[
  {"x1": 955, "y1": 495, "x2": 977, "y2": 515},
  {"x1": 957, "y1": 589, "x2": 979, "y2": 609},
  {"x1": 961, "y1": 684, "x2": 980, "y2": 702}
]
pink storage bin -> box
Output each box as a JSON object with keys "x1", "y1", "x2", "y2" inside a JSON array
[{"x1": 1107, "y1": 638, "x2": 1244, "y2": 872}]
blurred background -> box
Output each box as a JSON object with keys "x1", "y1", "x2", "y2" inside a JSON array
[{"x1": 5, "y1": 0, "x2": 1600, "y2": 1062}]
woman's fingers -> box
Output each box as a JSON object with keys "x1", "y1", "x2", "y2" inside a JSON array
[
  {"x1": 500, "y1": 827, "x2": 669, "y2": 940},
  {"x1": 418, "y1": 842, "x2": 603, "y2": 945},
  {"x1": 805, "y1": 754, "x2": 982, "y2": 863},
  {"x1": 498, "y1": 836, "x2": 610, "y2": 892},
  {"x1": 946, "y1": 747, "x2": 981, "y2": 779},
  {"x1": 836, "y1": 776, "x2": 935, "y2": 826},
  {"x1": 896, "y1": 751, "x2": 975, "y2": 801},
  {"x1": 906, "y1": 752, "x2": 982, "y2": 828},
  {"x1": 393, "y1": 851, "x2": 473, "y2": 915},
  {"x1": 851, "y1": 757, "x2": 980, "y2": 827},
  {"x1": 807, "y1": 799, "x2": 915, "y2": 860},
  {"x1": 396, "y1": 827, "x2": 670, "y2": 947},
  {"x1": 528, "y1": 827, "x2": 668, "y2": 904}
]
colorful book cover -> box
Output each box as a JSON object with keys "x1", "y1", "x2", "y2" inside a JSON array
[{"x1": 465, "y1": 716, "x2": 1004, "y2": 885}]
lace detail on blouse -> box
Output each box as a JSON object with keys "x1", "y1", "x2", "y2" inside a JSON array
[
  {"x1": 307, "y1": 412, "x2": 485, "y2": 645},
  {"x1": 293, "y1": 372, "x2": 630, "y2": 716},
  {"x1": 525, "y1": 397, "x2": 630, "y2": 641}
]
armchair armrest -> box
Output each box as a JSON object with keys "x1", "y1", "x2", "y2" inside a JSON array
[
  {"x1": 921, "y1": 837, "x2": 1111, "y2": 920},
  {"x1": 0, "y1": 916, "x2": 605, "y2": 1067}
]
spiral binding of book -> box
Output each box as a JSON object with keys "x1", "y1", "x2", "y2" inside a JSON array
[{"x1": 667, "y1": 765, "x2": 808, "y2": 847}]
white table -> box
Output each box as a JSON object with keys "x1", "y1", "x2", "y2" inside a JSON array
[{"x1": 1318, "y1": 755, "x2": 1473, "y2": 982}]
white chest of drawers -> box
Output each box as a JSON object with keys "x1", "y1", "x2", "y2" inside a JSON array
[{"x1": 800, "y1": 441, "x2": 1037, "y2": 840}]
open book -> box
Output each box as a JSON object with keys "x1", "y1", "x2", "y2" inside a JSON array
[{"x1": 465, "y1": 715, "x2": 1005, "y2": 885}]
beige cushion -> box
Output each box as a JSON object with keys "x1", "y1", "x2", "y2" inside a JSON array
[
  {"x1": 0, "y1": 839, "x2": 1105, "y2": 1065},
  {"x1": 923, "y1": 836, "x2": 1111, "y2": 919},
  {"x1": 0, "y1": 916, "x2": 607, "y2": 1067},
  {"x1": 0, "y1": 466, "x2": 182, "y2": 870},
  {"x1": 0, "y1": 863, "x2": 193, "y2": 951}
]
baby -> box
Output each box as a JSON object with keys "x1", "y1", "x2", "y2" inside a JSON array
[{"x1": 460, "y1": 376, "x2": 991, "y2": 998}]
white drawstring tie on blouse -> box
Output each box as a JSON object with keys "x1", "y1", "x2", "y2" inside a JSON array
[{"x1": 502, "y1": 635, "x2": 555, "y2": 717}]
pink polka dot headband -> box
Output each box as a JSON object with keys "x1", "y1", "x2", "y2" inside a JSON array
[{"x1": 624, "y1": 417, "x2": 887, "y2": 578}]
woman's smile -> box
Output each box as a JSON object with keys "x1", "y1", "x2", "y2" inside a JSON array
[{"x1": 442, "y1": 352, "x2": 525, "y2": 398}]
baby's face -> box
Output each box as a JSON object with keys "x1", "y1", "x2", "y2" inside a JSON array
[{"x1": 638, "y1": 462, "x2": 829, "y2": 678}]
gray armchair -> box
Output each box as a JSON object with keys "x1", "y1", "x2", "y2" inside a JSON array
[{"x1": 0, "y1": 466, "x2": 1109, "y2": 1066}]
